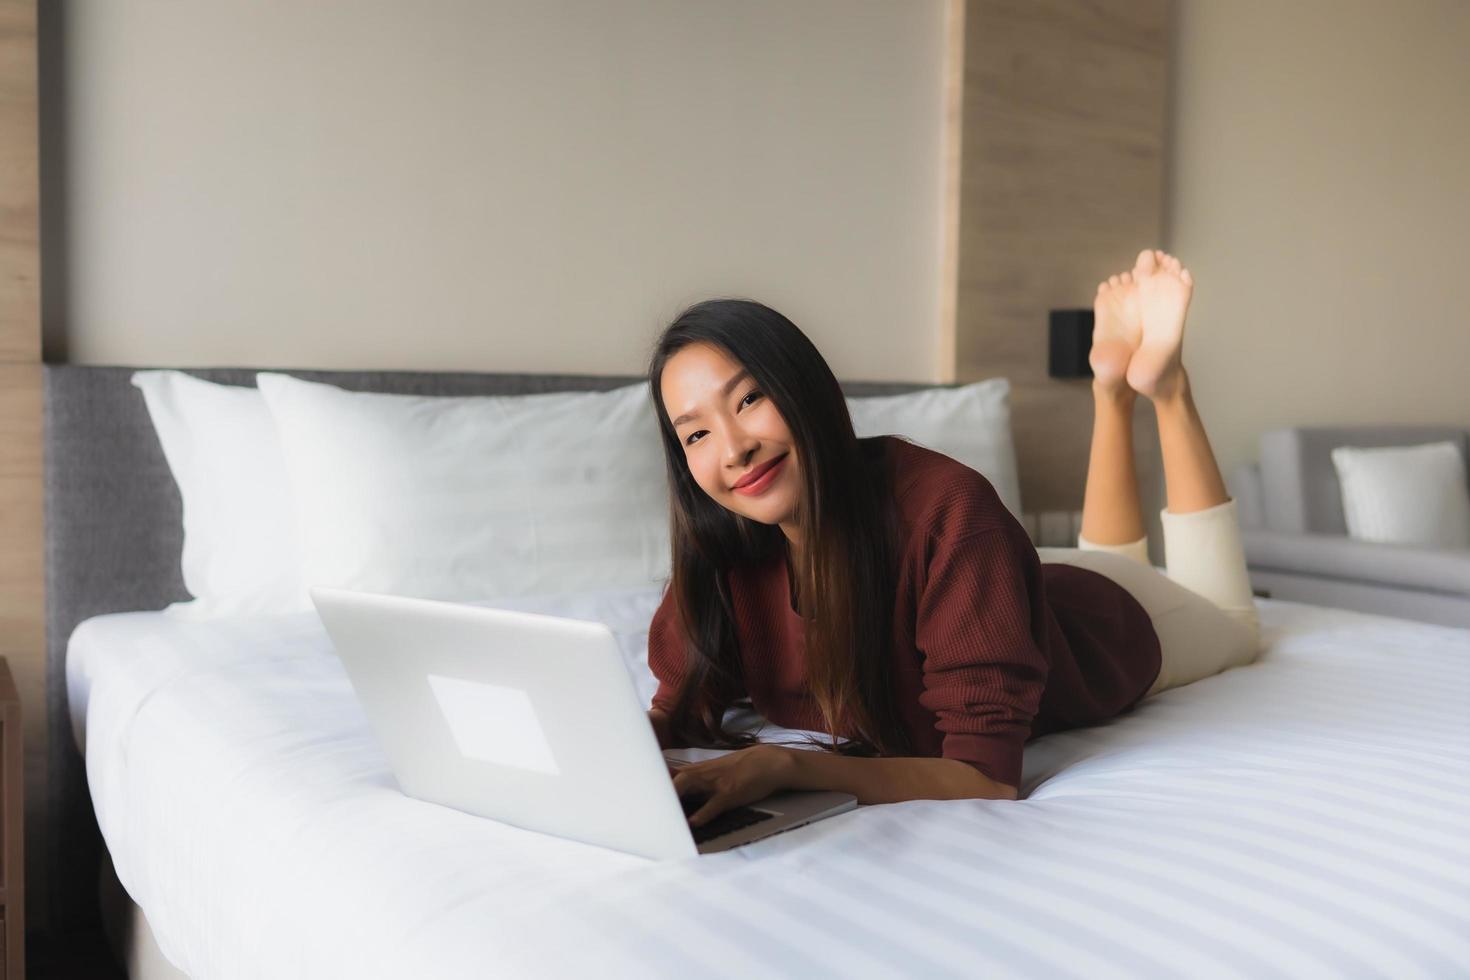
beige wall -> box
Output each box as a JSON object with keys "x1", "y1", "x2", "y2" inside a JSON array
[
  {"x1": 50, "y1": 0, "x2": 1470, "y2": 467},
  {"x1": 1168, "y1": 0, "x2": 1470, "y2": 476},
  {"x1": 49, "y1": 0, "x2": 947, "y2": 382}
]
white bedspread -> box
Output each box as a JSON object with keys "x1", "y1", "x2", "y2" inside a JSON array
[{"x1": 68, "y1": 592, "x2": 1470, "y2": 979}]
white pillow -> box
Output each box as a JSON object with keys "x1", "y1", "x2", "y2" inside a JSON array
[
  {"x1": 1331, "y1": 441, "x2": 1470, "y2": 549},
  {"x1": 847, "y1": 378, "x2": 1021, "y2": 516},
  {"x1": 134, "y1": 370, "x2": 1023, "y2": 618},
  {"x1": 131, "y1": 371, "x2": 306, "y2": 619},
  {"x1": 255, "y1": 373, "x2": 671, "y2": 603}
]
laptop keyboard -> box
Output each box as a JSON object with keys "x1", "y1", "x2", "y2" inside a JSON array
[{"x1": 680, "y1": 793, "x2": 776, "y2": 845}]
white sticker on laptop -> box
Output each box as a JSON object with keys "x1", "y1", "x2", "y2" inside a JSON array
[{"x1": 426, "y1": 674, "x2": 561, "y2": 775}]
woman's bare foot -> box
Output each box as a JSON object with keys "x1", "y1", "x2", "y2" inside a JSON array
[
  {"x1": 1127, "y1": 249, "x2": 1193, "y2": 401},
  {"x1": 1090, "y1": 264, "x2": 1143, "y2": 395}
]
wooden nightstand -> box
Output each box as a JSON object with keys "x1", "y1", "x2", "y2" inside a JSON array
[{"x1": 0, "y1": 657, "x2": 23, "y2": 978}]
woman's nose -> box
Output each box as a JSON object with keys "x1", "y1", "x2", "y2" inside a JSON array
[{"x1": 723, "y1": 428, "x2": 759, "y2": 464}]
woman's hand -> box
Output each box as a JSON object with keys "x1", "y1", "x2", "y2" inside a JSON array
[{"x1": 671, "y1": 744, "x2": 798, "y2": 827}]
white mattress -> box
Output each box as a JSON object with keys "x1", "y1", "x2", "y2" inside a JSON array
[{"x1": 68, "y1": 592, "x2": 1470, "y2": 979}]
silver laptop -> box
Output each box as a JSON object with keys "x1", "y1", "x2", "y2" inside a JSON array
[{"x1": 310, "y1": 586, "x2": 856, "y2": 860}]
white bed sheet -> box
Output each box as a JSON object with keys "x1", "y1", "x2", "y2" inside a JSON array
[{"x1": 68, "y1": 592, "x2": 1470, "y2": 979}]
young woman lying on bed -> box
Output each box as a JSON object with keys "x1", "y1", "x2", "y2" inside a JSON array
[{"x1": 645, "y1": 250, "x2": 1263, "y2": 828}]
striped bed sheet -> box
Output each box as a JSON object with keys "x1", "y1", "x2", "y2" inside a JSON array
[{"x1": 66, "y1": 591, "x2": 1470, "y2": 979}]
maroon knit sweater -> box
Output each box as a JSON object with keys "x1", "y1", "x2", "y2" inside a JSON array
[{"x1": 647, "y1": 436, "x2": 1162, "y2": 789}]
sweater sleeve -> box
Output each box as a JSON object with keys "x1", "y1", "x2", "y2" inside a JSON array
[
  {"x1": 647, "y1": 584, "x2": 684, "y2": 714},
  {"x1": 913, "y1": 524, "x2": 1049, "y2": 788}
]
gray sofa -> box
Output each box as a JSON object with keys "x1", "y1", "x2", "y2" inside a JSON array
[{"x1": 1228, "y1": 426, "x2": 1470, "y2": 628}]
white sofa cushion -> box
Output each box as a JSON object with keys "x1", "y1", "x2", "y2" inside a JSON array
[{"x1": 1330, "y1": 441, "x2": 1470, "y2": 549}]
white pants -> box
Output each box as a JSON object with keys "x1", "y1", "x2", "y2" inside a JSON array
[{"x1": 1037, "y1": 498, "x2": 1262, "y2": 699}]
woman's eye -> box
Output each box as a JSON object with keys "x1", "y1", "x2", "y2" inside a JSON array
[{"x1": 682, "y1": 392, "x2": 760, "y2": 446}]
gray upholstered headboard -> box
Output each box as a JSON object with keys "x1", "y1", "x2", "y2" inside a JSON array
[{"x1": 42, "y1": 364, "x2": 933, "y2": 928}]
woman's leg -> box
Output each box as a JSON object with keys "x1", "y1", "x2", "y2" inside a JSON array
[
  {"x1": 1128, "y1": 250, "x2": 1260, "y2": 652},
  {"x1": 1078, "y1": 259, "x2": 1149, "y2": 563},
  {"x1": 1036, "y1": 545, "x2": 1256, "y2": 698},
  {"x1": 1061, "y1": 250, "x2": 1262, "y2": 698},
  {"x1": 1126, "y1": 250, "x2": 1228, "y2": 513},
  {"x1": 1080, "y1": 249, "x2": 1231, "y2": 528},
  {"x1": 1079, "y1": 386, "x2": 1147, "y2": 551}
]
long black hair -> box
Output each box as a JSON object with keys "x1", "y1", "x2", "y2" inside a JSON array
[{"x1": 646, "y1": 298, "x2": 912, "y2": 757}]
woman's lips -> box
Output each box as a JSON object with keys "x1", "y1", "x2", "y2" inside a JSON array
[{"x1": 732, "y1": 454, "x2": 789, "y2": 496}]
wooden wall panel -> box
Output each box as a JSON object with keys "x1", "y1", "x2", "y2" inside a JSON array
[
  {"x1": 0, "y1": 365, "x2": 40, "y2": 941},
  {"x1": 0, "y1": 0, "x2": 43, "y2": 944},
  {"x1": 948, "y1": 0, "x2": 1172, "y2": 549},
  {"x1": 0, "y1": 0, "x2": 39, "y2": 361}
]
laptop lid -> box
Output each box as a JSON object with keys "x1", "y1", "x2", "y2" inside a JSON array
[{"x1": 311, "y1": 586, "x2": 700, "y2": 860}]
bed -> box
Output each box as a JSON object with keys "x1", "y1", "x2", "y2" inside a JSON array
[{"x1": 46, "y1": 366, "x2": 1470, "y2": 978}]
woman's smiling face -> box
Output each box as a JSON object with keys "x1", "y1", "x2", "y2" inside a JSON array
[{"x1": 660, "y1": 342, "x2": 801, "y2": 533}]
